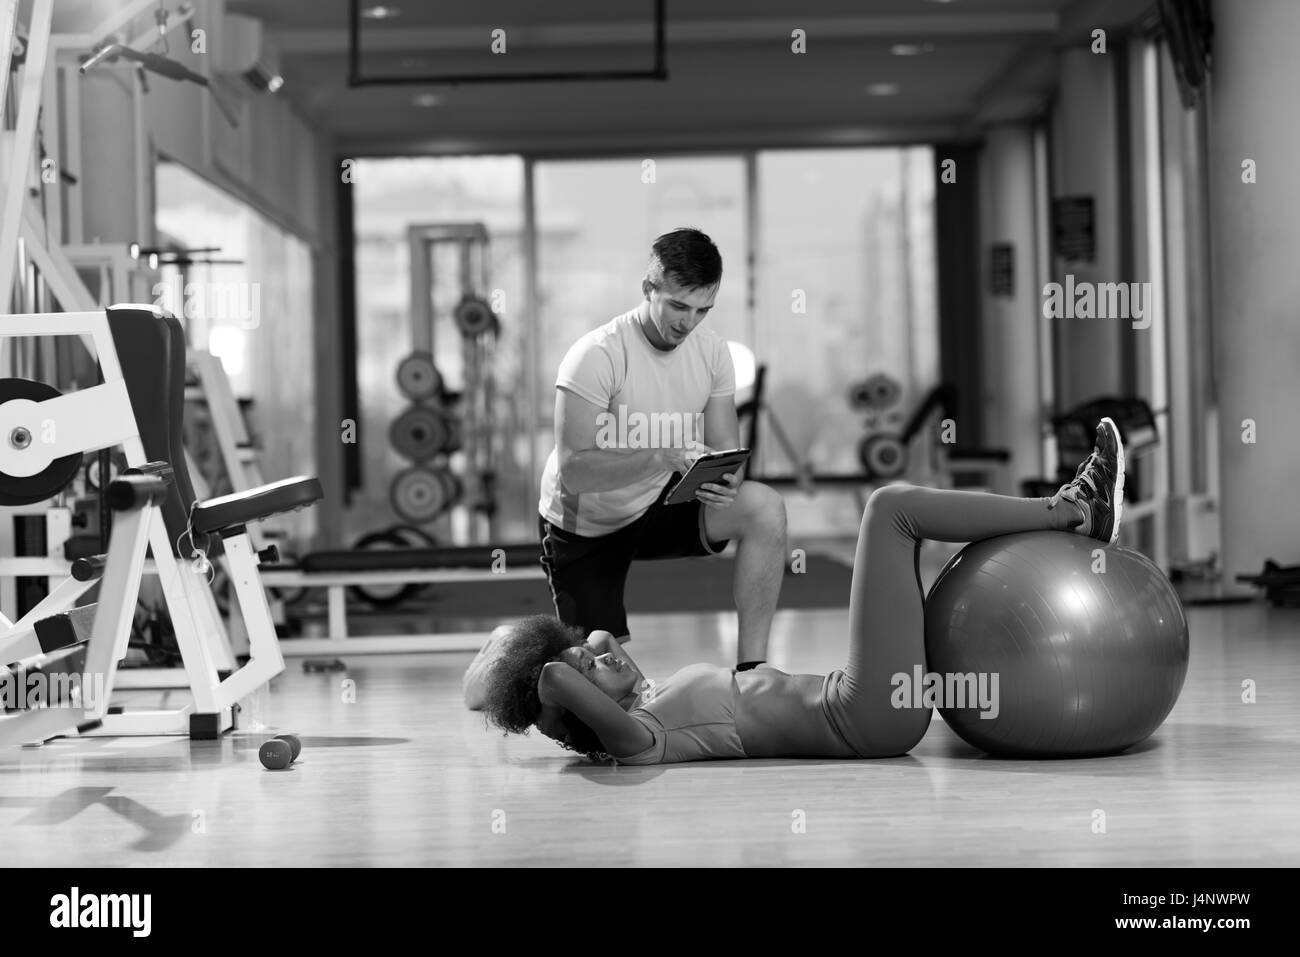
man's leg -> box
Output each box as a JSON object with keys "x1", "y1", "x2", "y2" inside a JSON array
[
  {"x1": 540, "y1": 517, "x2": 638, "y2": 641},
  {"x1": 701, "y1": 481, "x2": 788, "y2": 664}
]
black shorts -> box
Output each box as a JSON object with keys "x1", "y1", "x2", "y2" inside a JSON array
[{"x1": 538, "y1": 478, "x2": 729, "y2": 640}]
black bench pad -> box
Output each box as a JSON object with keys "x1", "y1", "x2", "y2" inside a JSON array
[{"x1": 193, "y1": 476, "x2": 324, "y2": 536}]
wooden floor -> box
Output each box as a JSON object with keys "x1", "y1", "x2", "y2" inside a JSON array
[{"x1": 2, "y1": 593, "x2": 1298, "y2": 867}]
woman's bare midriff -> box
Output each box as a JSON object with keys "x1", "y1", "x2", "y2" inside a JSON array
[{"x1": 734, "y1": 667, "x2": 858, "y2": 758}]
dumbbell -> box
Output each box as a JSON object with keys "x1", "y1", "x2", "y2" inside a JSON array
[{"x1": 259, "y1": 733, "x2": 303, "y2": 770}]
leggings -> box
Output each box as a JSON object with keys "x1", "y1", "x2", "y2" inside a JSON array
[{"x1": 821, "y1": 484, "x2": 1077, "y2": 757}]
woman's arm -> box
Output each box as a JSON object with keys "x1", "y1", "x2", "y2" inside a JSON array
[
  {"x1": 538, "y1": 662, "x2": 655, "y2": 758},
  {"x1": 584, "y1": 630, "x2": 645, "y2": 685}
]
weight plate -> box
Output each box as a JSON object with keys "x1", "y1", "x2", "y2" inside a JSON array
[
  {"x1": 847, "y1": 381, "x2": 873, "y2": 410},
  {"x1": 0, "y1": 378, "x2": 83, "y2": 506},
  {"x1": 390, "y1": 466, "x2": 450, "y2": 524},
  {"x1": 389, "y1": 406, "x2": 451, "y2": 462},
  {"x1": 860, "y1": 373, "x2": 903, "y2": 411},
  {"x1": 453, "y1": 296, "x2": 498, "y2": 338},
  {"x1": 396, "y1": 352, "x2": 441, "y2": 401},
  {"x1": 858, "y1": 433, "x2": 907, "y2": 479}
]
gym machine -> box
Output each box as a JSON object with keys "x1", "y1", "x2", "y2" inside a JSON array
[
  {"x1": 0, "y1": 305, "x2": 322, "y2": 741},
  {"x1": 391, "y1": 222, "x2": 500, "y2": 543}
]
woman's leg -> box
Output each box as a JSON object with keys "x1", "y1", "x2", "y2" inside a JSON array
[{"x1": 824, "y1": 484, "x2": 1080, "y2": 757}]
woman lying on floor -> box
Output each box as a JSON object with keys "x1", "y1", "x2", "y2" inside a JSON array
[{"x1": 479, "y1": 420, "x2": 1125, "y2": 765}]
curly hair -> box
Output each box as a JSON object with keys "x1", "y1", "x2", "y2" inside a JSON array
[{"x1": 478, "y1": 615, "x2": 611, "y2": 762}]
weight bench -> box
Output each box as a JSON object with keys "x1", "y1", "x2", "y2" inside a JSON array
[{"x1": 259, "y1": 543, "x2": 545, "y2": 654}]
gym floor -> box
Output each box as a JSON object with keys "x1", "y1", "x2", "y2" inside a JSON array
[{"x1": 2, "y1": 589, "x2": 1295, "y2": 867}]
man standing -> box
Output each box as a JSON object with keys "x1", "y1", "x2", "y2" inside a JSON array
[{"x1": 464, "y1": 228, "x2": 788, "y2": 708}]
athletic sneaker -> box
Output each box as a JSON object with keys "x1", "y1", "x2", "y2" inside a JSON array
[{"x1": 1049, "y1": 417, "x2": 1125, "y2": 545}]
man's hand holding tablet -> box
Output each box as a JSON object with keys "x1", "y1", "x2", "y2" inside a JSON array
[{"x1": 662, "y1": 447, "x2": 752, "y2": 507}]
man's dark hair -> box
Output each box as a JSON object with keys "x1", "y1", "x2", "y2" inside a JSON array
[{"x1": 645, "y1": 227, "x2": 723, "y2": 292}]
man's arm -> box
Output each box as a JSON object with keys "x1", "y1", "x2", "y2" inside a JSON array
[
  {"x1": 696, "y1": 394, "x2": 745, "y2": 508},
  {"x1": 556, "y1": 387, "x2": 702, "y2": 493},
  {"x1": 701, "y1": 393, "x2": 742, "y2": 465}
]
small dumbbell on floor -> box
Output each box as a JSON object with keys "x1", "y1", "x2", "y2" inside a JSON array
[{"x1": 259, "y1": 733, "x2": 303, "y2": 770}]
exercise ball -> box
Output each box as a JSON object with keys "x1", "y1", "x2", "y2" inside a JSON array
[{"x1": 923, "y1": 531, "x2": 1189, "y2": 758}]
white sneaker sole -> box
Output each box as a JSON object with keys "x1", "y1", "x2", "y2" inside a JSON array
[{"x1": 1100, "y1": 416, "x2": 1125, "y2": 546}]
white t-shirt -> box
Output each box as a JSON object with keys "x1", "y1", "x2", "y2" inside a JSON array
[{"x1": 538, "y1": 308, "x2": 736, "y2": 537}]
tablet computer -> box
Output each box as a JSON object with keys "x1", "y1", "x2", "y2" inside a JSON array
[{"x1": 663, "y1": 448, "x2": 752, "y2": 506}]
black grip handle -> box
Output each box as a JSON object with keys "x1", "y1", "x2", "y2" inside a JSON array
[
  {"x1": 106, "y1": 474, "x2": 170, "y2": 512},
  {"x1": 71, "y1": 554, "x2": 107, "y2": 582}
]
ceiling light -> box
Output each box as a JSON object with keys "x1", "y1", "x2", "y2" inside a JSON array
[
  {"x1": 891, "y1": 43, "x2": 936, "y2": 56},
  {"x1": 865, "y1": 83, "x2": 901, "y2": 96},
  {"x1": 362, "y1": 6, "x2": 401, "y2": 19},
  {"x1": 412, "y1": 93, "x2": 442, "y2": 107}
]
